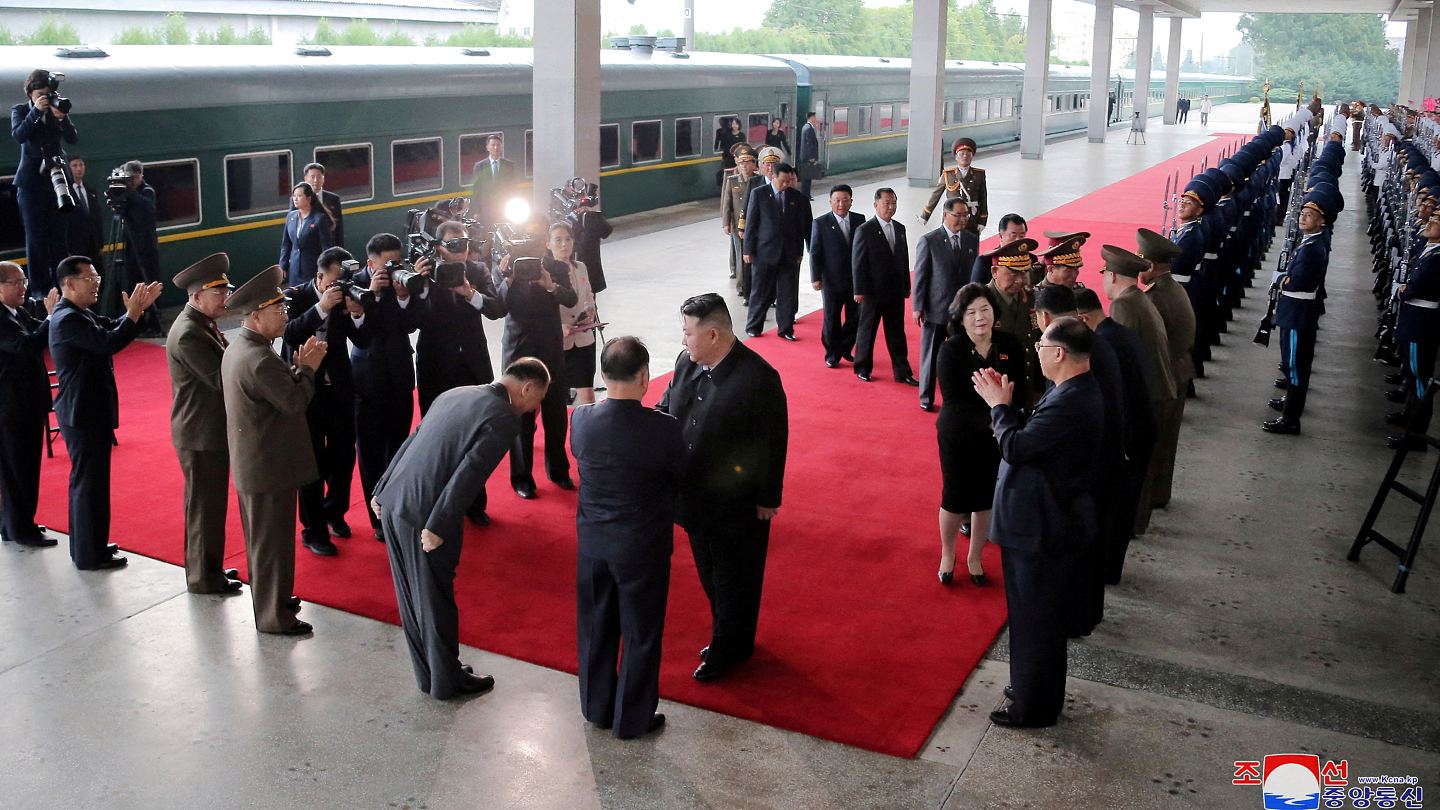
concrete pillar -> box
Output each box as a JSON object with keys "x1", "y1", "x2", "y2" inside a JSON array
[
  {"x1": 1426, "y1": 9, "x2": 1440, "y2": 100},
  {"x1": 1019, "y1": 0, "x2": 1052, "y2": 160},
  {"x1": 905, "y1": 0, "x2": 947, "y2": 186},
  {"x1": 683, "y1": 0, "x2": 695, "y2": 50},
  {"x1": 1163, "y1": 17, "x2": 1182, "y2": 125},
  {"x1": 1132, "y1": 4, "x2": 1153, "y2": 131},
  {"x1": 1088, "y1": 0, "x2": 1114, "y2": 142},
  {"x1": 1400, "y1": 21, "x2": 1417, "y2": 105},
  {"x1": 1413, "y1": 8, "x2": 1432, "y2": 107},
  {"x1": 532, "y1": 0, "x2": 601, "y2": 209}
]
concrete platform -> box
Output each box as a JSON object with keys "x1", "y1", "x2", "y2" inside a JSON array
[{"x1": 2, "y1": 103, "x2": 1436, "y2": 809}]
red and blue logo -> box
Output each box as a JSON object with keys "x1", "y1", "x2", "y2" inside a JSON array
[{"x1": 1262, "y1": 754, "x2": 1321, "y2": 809}]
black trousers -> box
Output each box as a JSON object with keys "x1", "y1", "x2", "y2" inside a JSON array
[
  {"x1": 299, "y1": 385, "x2": 357, "y2": 543},
  {"x1": 1403, "y1": 339, "x2": 1439, "y2": 435},
  {"x1": 686, "y1": 509, "x2": 771, "y2": 666},
  {"x1": 853, "y1": 296, "x2": 913, "y2": 379},
  {"x1": 746, "y1": 261, "x2": 800, "y2": 337},
  {"x1": 356, "y1": 384, "x2": 413, "y2": 530},
  {"x1": 819, "y1": 287, "x2": 857, "y2": 364},
  {"x1": 1279, "y1": 326, "x2": 1317, "y2": 425},
  {"x1": 16, "y1": 188, "x2": 64, "y2": 293},
  {"x1": 0, "y1": 409, "x2": 45, "y2": 543},
  {"x1": 917, "y1": 320, "x2": 947, "y2": 406},
  {"x1": 729, "y1": 234, "x2": 751, "y2": 298},
  {"x1": 510, "y1": 370, "x2": 570, "y2": 486},
  {"x1": 59, "y1": 423, "x2": 114, "y2": 569},
  {"x1": 576, "y1": 553, "x2": 670, "y2": 738},
  {"x1": 1000, "y1": 547, "x2": 1071, "y2": 725},
  {"x1": 383, "y1": 512, "x2": 467, "y2": 698},
  {"x1": 1109, "y1": 445, "x2": 1151, "y2": 584}
]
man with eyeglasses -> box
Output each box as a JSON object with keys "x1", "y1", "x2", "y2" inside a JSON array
[
  {"x1": 221, "y1": 265, "x2": 325, "y2": 635},
  {"x1": 0, "y1": 261, "x2": 58, "y2": 548},
  {"x1": 49, "y1": 255, "x2": 162, "y2": 570}
]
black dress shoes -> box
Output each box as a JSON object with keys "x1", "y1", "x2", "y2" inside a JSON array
[
  {"x1": 225, "y1": 568, "x2": 239, "y2": 579},
  {"x1": 1386, "y1": 388, "x2": 1408, "y2": 403},
  {"x1": 219, "y1": 579, "x2": 244, "y2": 594},
  {"x1": 467, "y1": 510, "x2": 491, "y2": 526},
  {"x1": 959, "y1": 521, "x2": 971, "y2": 536},
  {"x1": 303, "y1": 537, "x2": 338, "y2": 556},
  {"x1": 107, "y1": 543, "x2": 119, "y2": 554},
  {"x1": 969, "y1": 571, "x2": 988, "y2": 586},
  {"x1": 513, "y1": 481, "x2": 538, "y2": 499},
  {"x1": 1386, "y1": 409, "x2": 1408, "y2": 426},
  {"x1": 1274, "y1": 378, "x2": 1289, "y2": 390},
  {"x1": 1003, "y1": 685, "x2": 1015, "y2": 699},
  {"x1": 269, "y1": 620, "x2": 313, "y2": 636},
  {"x1": 779, "y1": 333, "x2": 798, "y2": 342},
  {"x1": 373, "y1": 523, "x2": 386, "y2": 542},
  {"x1": 920, "y1": 402, "x2": 934, "y2": 412},
  {"x1": 550, "y1": 475, "x2": 576, "y2": 491},
  {"x1": 900, "y1": 376, "x2": 920, "y2": 386},
  {"x1": 1267, "y1": 397, "x2": 1286, "y2": 412},
  {"x1": 327, "y1": 520, "x2": 352, "y2": 539},
  {"x1": 825, "y1": 359, "x2": 838, "y2": 368},
  {"x1": 455, "y1": 672, "x2": 495, "y2": 695},
  {"x1": 745, "y1": 330, "x2": 761, "y2": 338},
  {"x1": 1387, "y1": 434, "x2": 1428, "y2": 451},
  {"x1": 843, "y1": 353, "x2": 855, "y2": 362},
  {"x1": 989, "y1": 708, "x2": 1055, "y2": 728},
  {"x1": 1385, "y1": 372, "x2": 1403, "y2": 385},
  {"x1": 616, "y1": 713, "x2": 666, "y2": 739},
  {"x1": 698, "y1": 645, "x2": 709, "y2": 661},
  {"x1": 1261, "y1": 418, "x2": 1301, "y2": 435},
  {"x1": 855, "y1": 372, "x2": 872, "y2": 382},
  {"x1": 15, "y1": 535, "x2": 57, "y2": 548},
  {"x1": 82, "y1": 554, "x2": 128, "y2": 571},
  {"x1": 693, "y1": 659, "x2": 733, "y2": 682},
  {"x1": 289, "y1": 596, "x2": 302, "y2": 610}
]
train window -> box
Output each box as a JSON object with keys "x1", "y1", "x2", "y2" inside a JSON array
[
  {"x1": 225, "y1": 150, "x2": 292, "y2": 219},
  {"x1": 712, "y1": 115, "x2": 740, "y2": 153},
  {"x1": 879, "y1": 104, "x2": 893, "y2": 133},
  {"x1": 831, "y1": 107, "x2": 848, "y2": 138},
  {"x1": 898, "y1": 103, "x2": 910, "y2": 129},
  {"x1": 964, "y1": 99, "x2": 977, "y2": 122},
  {"x1": 392, "y1": 138, "x2": 442, "y2": 197},
  {"x1": 459, "y1": 133, "x2": 503, "y2": 187},
  {"x1": 524, "y1": 129, "x2": 534, "y2": 178},
  {"x1": 632, "y1": 120, "x2": 663, "y2": 164},
  {"x1": 1003, "y1": 97, "x2": 1014, "y2": 118},
  {"x1": 675, "y1": 117, "x2": 701, "y2": 158},
  {"x1": 599, "y1": 124, "x2": 620, "y2": 168},
  {"x1": 943, "y1": 100, "x2": 958, "y2": 124},
  {"x1": 314, "y1": 143, "x2": 373, "y2": 203},
  {"x1": 747, "y1": 113, "x2": 769, "y2": 144},
  {"x1": 0, "y1": 176, "x2": 20, "y2": 253},
  {"x1": 855, "y1": 106, "x2": 872, "y2": 136},
  {"x1": 979, "y1": 98, "x2": 992, "y2": 121},
  {"x1": 813, "y1": 100, "x2": 826, "y2": 132},
  {"x1": 145, "y1": 159, "x2": 202, "y2": 230}
]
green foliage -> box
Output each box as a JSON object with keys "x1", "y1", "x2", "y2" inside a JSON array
[
  {"x1": 194, "y1": 25, "x2": 271, "y2": 46},
  {"x1": 112, "y1": 26, "x2": 164, "y2": 46},
  {"x1": 301, "y1": 18, "x2": 431, "y2": 46},
  {"x1": 160, "y1": 12, "x2": 189, "y2": 45},
  {"x1": 0, "y1": 26, "x2": 16, "y2": 46},
  {"x1": 1238, "y1": 13, "x2": 1398, "y2": 103},
  {"x1": 24, "y1": 14, "x2": 81, "y2": 45},
  {"x1": 427, "y1": 23, "x2": 530, "y2": 47}
]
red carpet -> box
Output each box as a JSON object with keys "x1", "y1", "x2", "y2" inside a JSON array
[{"x1": 33, "y1": 133, "x2": 1243, "y2": 758}]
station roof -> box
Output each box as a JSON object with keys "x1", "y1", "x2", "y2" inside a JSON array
[{"x1": 1074, "y1": 0, "x2": 1426, "y2": 22}]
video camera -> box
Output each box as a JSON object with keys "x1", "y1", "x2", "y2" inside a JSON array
[
  {"x1": 104, "y1": 166, "x2": 132, "y2": 213},
  {"x1": 333, "y1": 259, "x2": 376, "y2": 307},
  {"x1": 391, "y1": 206, "x2": 473, "y2": 294},
  {"x1": 548, "y1": 177, "x2": 600, "y2": 230}
]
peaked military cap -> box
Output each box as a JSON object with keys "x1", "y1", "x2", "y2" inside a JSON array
[
  {"x1": 953, "y1": 137, "x2": 977, "y2": 154},
  {"x1": 1099, "y1": 244, "x2": 1149, "y2": 278},
  {"x1": 757, "y1": 146, "x2": 784, "y2": 164},
  {"x1": 1036, "y1": 234, "x2": 1087, "y2": 266},
  {"x1": 1301, "y1": 184, "x2": 1344, "y2": 224},
  {"x1": 1182, "y1": 176, "x2": 1216, "y2": 209},
  {"x1": 982, "y1": 237, "x2": 1038, "y2": 268},
  {"x1": 1135, "y1": 228, "x2": 1181, "y2": 263},
  {"x1": 225, "y1": 265, "x2": 288, "y2": 314},
  {"x1": 1041, "y1": 230, "x2": 1088, "y2": 245},
  {"x1": 173, "y1": 253, "x2": 232, "y2": 294},
  {"x1": 731, "y1": 143, "x2": 757, "y2": 163}
]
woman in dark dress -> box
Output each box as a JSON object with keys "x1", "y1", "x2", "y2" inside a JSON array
[
  {"x1": 935, "y1": 283, "x2": 1029, "y2": 586},
  {"x1": 713, "y1": 117, "x2": 745, "y2": 185},
  {"x1": 764, "y1": 119, "x2": 790, "y2": 158}
]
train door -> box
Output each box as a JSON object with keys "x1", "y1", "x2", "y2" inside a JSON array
[{"x1": 811, "y1": 91, "x2": 828, "y2": 171}]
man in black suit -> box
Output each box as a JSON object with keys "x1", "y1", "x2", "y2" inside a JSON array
[
  {"x1": 283, "y1": 246, "x2": 370, "y2": 556},
  {"x1": 809, "y1": 184, "x2": 865, "y2": 368},
  {"x1": 300, "y1": 163, "x2": 345, "y2": 251},
  {"x1": 0, "y1": 262, "x2": 57, "y2": 548},
  {"x1": 658, "y1": 294, "x2": 788, "y2": 682},
  {"x1": 851, "y1": 187, "x2": 917, "y2": 385},
  {"x1": 372, "y1": 358, "x2": 549, "y2": 700},
  {"x1": 742, "y1": 163, "x2": 811, "y2": 340},
  {"x1": 798, "y1": 112, "x2": 821, "y2": 199},
  {"x1": 11, "y1": 69, "x2": 77, "y2": 294},
  {"x1": 974, "y1": 316, "x2": 1103, "y2": 729},
  {"x1": 114, "y1": 160, "x2": 163, "y2": 335},
  {"x1": 913, "y1": 198, "x2": 978, "y2": 409},
  {"x1": 469, "y1": 135, "x2": 518, "y2": 227},
  {"x1": 49, "y1": 255, "x2": 162, "y2": 570},
  {"x1": 351, "y1": 234, "x2": 421, "y2": 542},
  {"x1": 64, "y1": 156, "x2": 103, "y2": 263},
  {"x1": 571, "y1": 336, "x2": 684, "y2": 739},
  {"x1": 415, "y1": 221, "x2": 506, "y2": 416}
]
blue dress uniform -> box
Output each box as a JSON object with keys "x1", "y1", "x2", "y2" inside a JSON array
[
  {"x1": 570, "y1": 398, "x2": 685, "y2": 738},
  {"x1": 1264, "y1": 186, "x2": 1340, "y2": 434},
  {"x1": 1172, "y1": 178, "x2": 1217, "y2": 372},
  {"x1": 1394, "y1": 240, "x2": 1440, "y2": 446}
]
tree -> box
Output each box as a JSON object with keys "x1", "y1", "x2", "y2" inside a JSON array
[{"x1": 1237, "y1": 13, "x2": 1398, "y2": 103}]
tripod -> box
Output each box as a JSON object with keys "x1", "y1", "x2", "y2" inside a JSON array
[{"x1": 97, "y1": 210, "x2": 128, "y2": 318}]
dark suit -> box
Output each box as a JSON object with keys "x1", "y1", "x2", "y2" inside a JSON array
[
  {"x1": 913, "y1": 226, "x2": 979, "y2": 406},
  {"x1": 499, "y1": 258, "x2": 577, "y2": 487},
  {"x1": 118, "y1": 184, "x2": 161, "y2": 287},
  {"x1": 469, "y1": 157, "x2": 519, "y2": 226},
  {"x1": 574, "y1": 210, "x2": 612, "y2": 295},
  {"x1": 657, "y1": 341, "x2": 787, "y2": 668},
  {"x1": 415, "y1": 262, "x2": 506, "y2": 414},
  {"x1": 1094, "y1": 318, "x2": 1157, "y2": 586},
  {"x1": 374, "y1": 383, "x2": 519, "y2": 698},
  {"x1": 283, "y1": 281, "x2": 370, "y2": 545},
  {"x1": 742, "y1": 182, "x2": 811, "y2": 337},
  {"x1": 798, "y1": 121, "x2": 820, "y2": 197},
  {"x1": 65, "y1": 180, "x2": 104, "y2": 263},
  {"x1": 11, "y1": 101, "x2": 76, "y2": 291},
  {"x1": 570, "y1": 399, "x2": 684, "y2": 738},
  {"x1": 278, "y1": 209, "x2": 334, "y2": 287},
  {"x1": 808, "y1": 210, "x2": 865, "y2": 365},
  {"x1": 49, "y1": 299, "x2": 139, "y2": 569},
  {"x1": 350, "y1": 275, "x2": 420, "y2": 532},
  {"x1": 0, "y1": 302, "x2": 51, "y2": 544},
  {"x1": 989, "y1": 372, "x2": 1104, "y2": 726},
  {"x1": 851, "y1": 216, "x2": 913, "y2": 380},
  {"x1": 292, "y1": 189, "x2": 344, "y2": 252}
]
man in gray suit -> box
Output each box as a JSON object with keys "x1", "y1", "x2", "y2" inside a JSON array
[
  {"x1": 371, "y1": 357, "x2": 550, "y2": 700},
  {"x1": 912, "y1": 198, "x2": 978, "y2": 410}
]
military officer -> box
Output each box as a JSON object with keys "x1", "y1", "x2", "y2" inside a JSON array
[
  {"x1": 166, "y1": 254, "x2": 242, "y2": 595},
  {"x1": 1263, "y1": 186, "x2": 1339, "y2": 435},
  {"x1": 221, "y1": 266, "x2": 325, "y2": 635},
  {"x1": 984, "y1": 238, "x2": 1042, "y2": 398},
  {"x1": 920, "y1": 137, "x2": 988, "y2": 236},
  {"x1": 1035, "y1": 232, "x2": 1089, "y2": 290},
  {"x1": 721, "y1": 145, "x2": 763, "y2": 301},
  {"x1": 1136, "y1": 228, "x2": 1197, "y2": 509}
]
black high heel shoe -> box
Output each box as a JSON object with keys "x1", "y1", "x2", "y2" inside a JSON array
[
  {"x1": 938, "y1": 570, "x2": 954, "y2": 586},
  {"x1": 968, "y1": 566, "x2": 988, "y2": 586}
]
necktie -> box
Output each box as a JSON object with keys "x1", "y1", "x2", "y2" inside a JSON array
[
  {"x1": 838, "y1": 215, "x2": 849, "y2": 241},
  {"x1": 884, "y1": 222, "x2": 893, "y2": 250},
  {"x1": 950, "y1": 234, "x2": 960, "y2": 252},
  {"x1": 75, "y1": 184, "x2": 87, "y2": 214},
  {"x1": 491, "y1": 160, "x2": 498, "y2": 178}
]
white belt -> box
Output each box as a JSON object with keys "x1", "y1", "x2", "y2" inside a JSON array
[
  {"x1": 1171, "y1": 274, "x2": 1192, "y2": 283},
  {"x1": 1229, "y1": 226, "x2": 1237, "y2": 233},
  {"x1": 1243, "y1": 211, "x2": 1252, "y2": 217},
  {"x1": 1281, "y1": 290, "x2": 1318, "y2": 300},
  {"x1": 1405, "y1": 298, "x2": 1440, "y2": 309},
  {"x1": 1204, "y1": 252, "x2": 1218, "y2": 260}
]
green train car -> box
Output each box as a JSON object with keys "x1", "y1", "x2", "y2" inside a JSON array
[{"x1": 1, "y1": 44, "x2": 1251, "y2": 295}]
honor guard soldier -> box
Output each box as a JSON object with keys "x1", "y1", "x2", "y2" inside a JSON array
[
  {"x1": 1389, "y1": 208, "x2": 1440, "y2": 451},
  {"x1": 920, "y1": 138, "x2": 987, "y2": 236},
  {"x1": 1171, "y1": 176, "x2": 1217, "y2": 378},
  {"x1": 1035, "y1": 232, "x2": 1089, "y2": 290},
  {"x1": 1264, "y1": 185, "x2": 1341, "y2": 435},
  {"x1": 167, "y1": 253, "x2": 242, "y2": 594},
  {"x1": 1135, "y1": 228, "x2": 1196, "y2": 508},
  {"x1": 721, "y1": 144, "x2": 763, "y2": 301}
]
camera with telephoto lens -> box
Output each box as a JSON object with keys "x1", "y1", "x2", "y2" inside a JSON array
[
  {"x1": 333, "y1": 259, "x2": 375, "y2": 307},
  {"x1": 104, "y1": 166, "x2": 132, "y2": 213},
  {"x1": 43, "y1": 155, "x2": 74, "y2": 212},
  {"x1": 43, "y1": 72, "x2": 72, "y2": 115}
]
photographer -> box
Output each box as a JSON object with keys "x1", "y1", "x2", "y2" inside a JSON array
[
  {"x1": 11, "y1": 69, "x2": 77, "y2": 294},
  {"x1": 112, "y1": 160, "x2": 163, "y2": 335},
  {"x1": 415, "y1": 221, "x2": 506, "y2": 414},
  {"x1": 283, "y1": 246, "x2": 370, "y2": 557}
]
